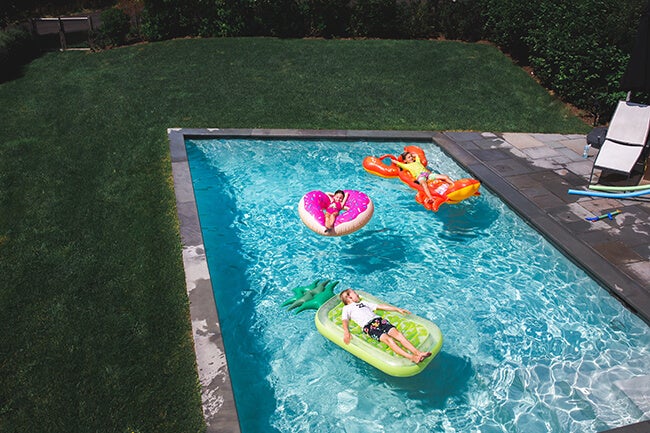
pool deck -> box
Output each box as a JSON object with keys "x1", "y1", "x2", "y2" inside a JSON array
[{"x1": 168, "y1": 128, "x2": 650, "y2": 433}]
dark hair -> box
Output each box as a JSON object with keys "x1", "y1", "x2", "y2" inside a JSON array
[
  {"x1": 334, "y1": 189, "x2": 345, "y2": 195},
  {"x1": 400, "y1": 151, "x2": 411, "y2": 160}
]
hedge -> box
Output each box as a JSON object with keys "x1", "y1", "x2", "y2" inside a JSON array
[{"x1": 0, "y1": 26, "x2": 39, "y2": 83}]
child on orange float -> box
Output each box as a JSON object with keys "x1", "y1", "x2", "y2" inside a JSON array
[
  {"x1": 393, "y1": 151, "x2": 454, "y2": 205},
  {"x1": 362, "y1": 145, "x2": 481, "y2": 211}
]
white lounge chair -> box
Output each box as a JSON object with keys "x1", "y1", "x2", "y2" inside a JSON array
[{"x1": 590, "y1": 100, "x2": 650, "y2": 184}]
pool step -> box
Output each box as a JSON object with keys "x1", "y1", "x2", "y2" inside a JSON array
[{"x1": 614, "y1": 375, "x2": 650, "y2": 417}]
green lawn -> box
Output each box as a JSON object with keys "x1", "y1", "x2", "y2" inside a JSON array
[{"x1": 0, "y1": 37, "x2": 589, "y2": 433}]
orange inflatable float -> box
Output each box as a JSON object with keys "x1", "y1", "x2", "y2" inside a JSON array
[{"x1": 363, "y1": 145, "x2": 481, "y2": 211}]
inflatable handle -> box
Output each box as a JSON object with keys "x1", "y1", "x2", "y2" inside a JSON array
[{"x1": 362, "y1": 155, "x2": 399, "y2": 178}]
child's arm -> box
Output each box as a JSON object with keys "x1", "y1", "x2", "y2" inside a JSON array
[
  {"x1": 341, "y1": 192, "x2": 349, "y2": 209},
  {"x1": 342, "y1": 319, "x2": 352, "y2": 344},
  {"x1": 393, "y1": 160, "x2": 407, "y2": 170},
  {"x1": 376, "y1": 304, "x2": 411, "y2": 315}
]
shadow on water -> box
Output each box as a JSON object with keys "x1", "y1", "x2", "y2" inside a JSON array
[
  {"x1": 435, "y1": 200, "x2": 499, "y2": 242},
  {"x1": 186, "y1": 143, "x2": 282, "y2": 433},
  {"x1": 372, "y1": 351, "x2": 474, "y2": 409},
  {"x1": 339, "y1": 228, "x2": 411, "y2": 274}
]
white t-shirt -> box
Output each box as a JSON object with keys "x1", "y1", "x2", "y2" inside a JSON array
[{"x1": 342, "y1": 301, "x2": 379, "y2": 327}]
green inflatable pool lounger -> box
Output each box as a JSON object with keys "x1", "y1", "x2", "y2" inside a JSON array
[{"x1": 314, "y1": 291, "x2": 443, "y2": 377}]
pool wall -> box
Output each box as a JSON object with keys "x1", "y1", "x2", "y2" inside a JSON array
[{"x1": 168, "y1": 128, "x2": 650, "y2": 433}]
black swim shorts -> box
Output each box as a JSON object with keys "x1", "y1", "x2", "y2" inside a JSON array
[{"x1": 363, "y1": 317, "x2": 395, "y2": 341}]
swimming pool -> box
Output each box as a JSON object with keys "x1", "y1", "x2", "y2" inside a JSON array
[{"x1": 184, "y1": 137, "x2": 650, "y2": 433}]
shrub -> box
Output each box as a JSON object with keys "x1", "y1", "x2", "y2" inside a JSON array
[
  {"x1": 141, "y1": 0, "x2": 195, "y2": 41},
  {"x1": 191, "y1": 0, "x2": 264, "y2": 38},
  {"x1": 139, "y1": 7, "x2": 169, "y2": 41},
  {"x1": 0, "y1": 26, "x2": 39, "y2": 82},
  {"x1": 522, "y1": 0, "x2": 646, "y2": 120},
  {"x1": 400, "y1": 0, "x2": 436, "y2": 39},
  {"x1": 481, "y1": 0, "x2": 536, "y2": 62},
  {"x1": 349, "y1": 0, "x2": 406, "y2": 38},
  {"x1": 255, "y1": 0, "x2": 309, "y2": 38},
  {"x1": 94, "y1": 7, "x2": 131, "y2": 47},
  {"x1": 196, "y1": 0, "x2": 239, "y2": 37},
  {"x1": 434, "y1": 0, "x2": 483, "y2": 42},
  {"x1": 306, "y1": 0, "x2": 351, "y2": 38}
]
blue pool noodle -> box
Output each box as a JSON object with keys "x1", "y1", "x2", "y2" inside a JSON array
[{"x1": 568, "y1": 189, "x2": 650, "y2": 198}]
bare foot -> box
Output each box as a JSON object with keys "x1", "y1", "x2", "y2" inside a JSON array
[{"x1": 412, "y1": 352, "x2": 432, "y2": 363}]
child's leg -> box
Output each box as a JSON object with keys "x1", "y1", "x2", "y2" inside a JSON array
[
  {"x1": 325, "y1": 213, "x2": 333, "y2": 228},
  {"x1": 420, "y1": 180, "x2": 435, "y2": 202},
  {"x1": 379, "y1": 333, "x2": 420, "y2": 363},
  {"x1": 325, "y1": 211, "x2": 338, "y2": 230},
  {"x1": 386, "y1": 328, "x2": 431, "y2": 361}
]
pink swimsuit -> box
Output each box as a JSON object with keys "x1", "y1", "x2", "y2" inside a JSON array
[{"x1": 326, "y1": 201, "x2": 343, "y2": 214}]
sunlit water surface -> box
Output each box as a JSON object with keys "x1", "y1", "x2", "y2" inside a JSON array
[{"x1": 186, "y1": 138, "x2": 650, "y2": 433}]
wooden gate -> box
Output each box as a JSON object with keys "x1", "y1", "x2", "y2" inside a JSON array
[{"x1": 30, "y1": 15, "x2": 99, "y2": 51}]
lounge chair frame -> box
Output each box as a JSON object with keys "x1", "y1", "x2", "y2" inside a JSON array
[{"x1": 589, "y1": 101, "x2": 650, "y2": 184}]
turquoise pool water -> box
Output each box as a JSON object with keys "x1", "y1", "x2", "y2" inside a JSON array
[{"x1": 185, "y1": 138, "x2": 650, "y2": 433}]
